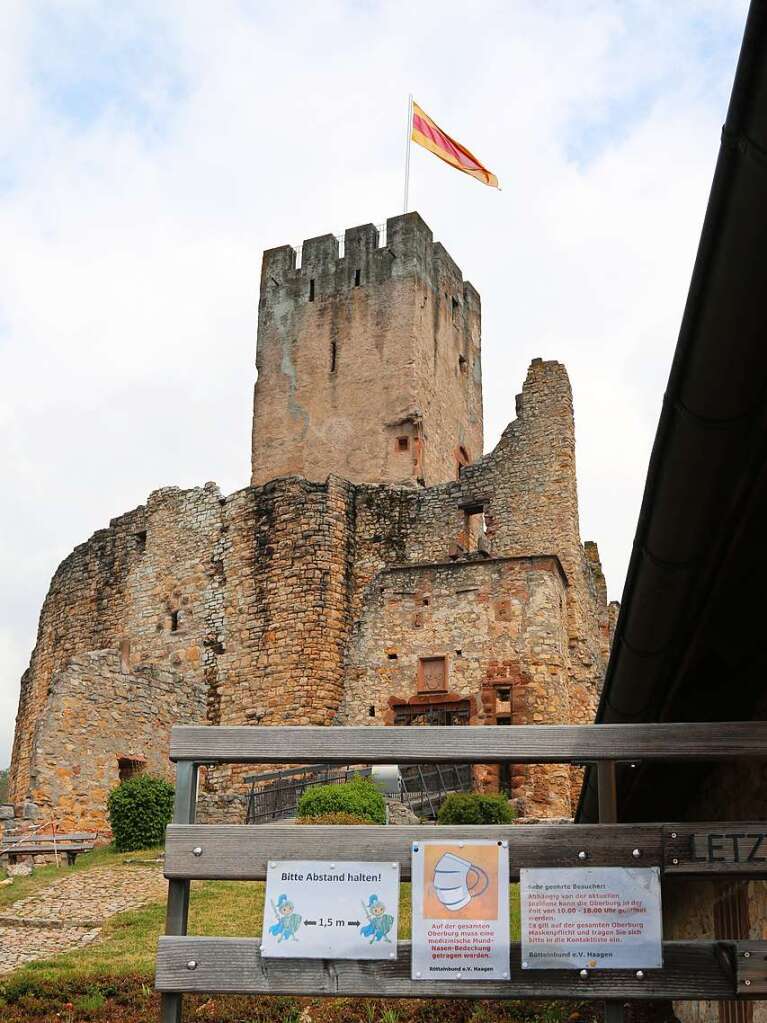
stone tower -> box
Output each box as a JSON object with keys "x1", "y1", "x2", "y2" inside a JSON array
[{"x1": 251, "y1": 212, "x2": 483, "y2": 488}]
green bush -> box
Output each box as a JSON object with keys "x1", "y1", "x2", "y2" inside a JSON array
[
  {"x1": 298, "y1": 811, "x2": 373, "y2": 825},
  {"x1": 107, "y1": 773, "x2": 175, "y2": 851},
  {"x1": 297, "y1": 777, "x2": 386, "y2": 825},
  {"x1": 436, "y1": 792, "x2": 516, "y2": 826}
]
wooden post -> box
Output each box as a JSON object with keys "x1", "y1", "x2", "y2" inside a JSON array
[
  {"x1": 598, "y1": 761, "x2": 623, "y2": 1023},
  {"x1": 160, "y1": 761, "x2": 198, "y2": 1023},
  {"x1": 597, "y1": 760, "x2": 618, "y2": 825}
]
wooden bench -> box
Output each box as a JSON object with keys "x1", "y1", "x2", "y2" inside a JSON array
[
  {"x1": 155, "y1": 722, "x2": 767, "y2": 1022},
  {"x1": 0, "y1": 832, "x2": 97, "y2": 867}
]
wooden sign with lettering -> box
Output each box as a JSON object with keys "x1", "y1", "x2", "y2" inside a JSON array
[
  {"x1": 691, "y1": 832, "x2": 767, "y2": 865},
  {"x1": 664, "y1": 825, "x2": 767, "y2": 876}
]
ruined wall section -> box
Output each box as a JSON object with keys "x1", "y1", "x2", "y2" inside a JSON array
[
  {"x1": 213, "y1": 475, "x2": 354, "y2": 730},
  {"x1": 466, "y1": 357, "x2": 608, "y2": 722},
  {"x1": 348, "y1": 359, "x2": 607, "y2": 724},
  {"x1": 338, "y1": 358, "x2": 608, "y2": 816},
  {"x1": 251, "y1": 212, "x2": 482, "y2": 489},
  {"x1": 11, "y1": 475, "x2": 358, "y2": 823},
  {"x1": 10, "y1": 505, "x2": 143, "y2": 806},
  {"x1": 29, "y1": 652, "x2": 202, "y2": 832},
  {"x1": 340, "y1": 557, "x2": 573, "y2": 817},
  {"x1": 9, "y1": 484, "x2": 229, "y2": 810},
  {"x1": 197, "y1": 474, "x2": 357, "y2": 820}
]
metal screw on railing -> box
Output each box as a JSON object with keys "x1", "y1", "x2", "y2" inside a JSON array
[
  {"x1": 745, "y1": 980, "x2": 752, "y2": 987},
  {"x1": 744, "y1": 951, "x2": 751, "y2": 958},
  {"x1": 578, "y1": 850, "x2": 588, "y2": 860},
  {"x1": 672, "y1": 858, "x2": 679, "y2": 865},
  {"x1": 192, "y1": 846, "x2": 203, "y2": 857},
  {"x1": 579, "y1": 969, "x2": 589, "y2": 979},
  {"x1": 636, "y1": 970, "x2": 645, "y2": 979},
  {"x1": 632, "y1": 849, "x2": 641, "y2": 858},
  {"x1": 186, "y1": 960, "x2": 197, "y2": 971},
  {"x1": 671, "y1": 832, "x2": 677, "y2": 838}
]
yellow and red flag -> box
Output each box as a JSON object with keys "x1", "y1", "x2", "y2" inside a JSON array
[{"x1": 411, "y1": 101, "x2": 499, "y2": 188}]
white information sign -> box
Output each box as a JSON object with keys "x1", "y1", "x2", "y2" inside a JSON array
[
  {"x1": 412, "y1": 840, "x2": 510, "y2": 981},
  {"x1": 261, "y1": 860, "x2": 399, "y2": 960},
  {"x1": 520, "y1": 867, "x2": 663, "y2": 970}
]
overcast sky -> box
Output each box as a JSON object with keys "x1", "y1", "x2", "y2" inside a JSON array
[{"x1": 0, "y1": 1, "x2": 749, "y2": 769}]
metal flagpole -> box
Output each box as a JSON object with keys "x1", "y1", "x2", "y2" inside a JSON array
[{"x1": 403, "y1": 93, "x2": 413, "y2": 213}]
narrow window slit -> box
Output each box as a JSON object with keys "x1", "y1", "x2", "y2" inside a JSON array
[
  {"x1": 330, "y1": 340, "x2": 337, "y2": 373},
  {"x1": 354, "y1": 269, "x2": 361, "y2": 287},
  {"x1": 309, "y1": 279, "x2": 315, "y2": 302}
]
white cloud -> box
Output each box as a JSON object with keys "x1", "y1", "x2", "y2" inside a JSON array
[{"x1": 0, "y1": 0, "x2": 750, "y2": 766}]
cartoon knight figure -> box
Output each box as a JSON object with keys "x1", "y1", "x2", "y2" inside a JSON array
[
  {"x1": 360, "y1": 894, "x2": 394, "y2": 944},
  {"x1": 269, "y1": 894, "x2": 302, "y2": 942}
]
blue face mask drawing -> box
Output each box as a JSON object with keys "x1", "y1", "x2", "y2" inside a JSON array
[
  {"x1": 360, "y1": 894, "x2": 394, "y2": 944},
  {"x1": 269, "y1": 894, "x2": 302, "y2": 941}
]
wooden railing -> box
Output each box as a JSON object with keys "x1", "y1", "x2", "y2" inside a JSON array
[{"x1": 155, "y1": 722, "x2": 767, "y2": 1021}]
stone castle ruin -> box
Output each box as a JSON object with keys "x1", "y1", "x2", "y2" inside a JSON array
[{"x1": 9, "y1": 212, "x2": 614, "y2": 831}]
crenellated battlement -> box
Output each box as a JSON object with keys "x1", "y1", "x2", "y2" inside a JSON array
[
  {"x1": 253, "y1": 210, "x2": 483, "y2": 490},
  {"x1": 260, "y1": 212, "x2": 476, "y2": 307}
]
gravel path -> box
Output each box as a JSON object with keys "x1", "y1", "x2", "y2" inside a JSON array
[{"x1": 0, "y1": 865, "x2": 167, "y2": 975}]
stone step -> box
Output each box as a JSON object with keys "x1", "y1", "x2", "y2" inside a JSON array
[{"x1": 0, "y1": 914, "x2": 102, "y2": 929}]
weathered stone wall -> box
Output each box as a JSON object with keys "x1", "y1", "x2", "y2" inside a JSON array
[
  {"x1": 345, "y1": 358, "x2": 607, "y2": 796},
  {"x1": 197, "y1": 475, "x2": 356, "y2": 812},
  {"x1": 341, "y1": 556, "x2": 574, "y2": 816},
  {"x1": 10, "y1": 475, "x2": 356, "y2": 823},
  {"x1": 251, "y1": 212, "x2": 483, "y2": 489},
  {"x1": 29, "y1": 651, "x2": 203, "y2": 832},
  {"x1": 9, "y1": 484, "x2": 226, "y2": 808}
]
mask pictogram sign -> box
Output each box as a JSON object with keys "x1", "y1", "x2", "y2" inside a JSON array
[{"x1": 411, "y1": 840, "x2": 510, "y2": 981}]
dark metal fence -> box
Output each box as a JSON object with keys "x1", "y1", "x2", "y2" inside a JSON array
[
  {"x1": 399, "y1": 762, "x2": 472, "y2": 817},
  {"x1": 244, "y1": 764, "x2": 372, "y2": 824},
  {"x1": 244, "y1": 761, "x2": 473, "y2": 823}
]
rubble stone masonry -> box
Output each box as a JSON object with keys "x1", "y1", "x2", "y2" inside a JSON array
[{"x1": 9, "y1": 212, "x2": 610, "y2": 831}]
